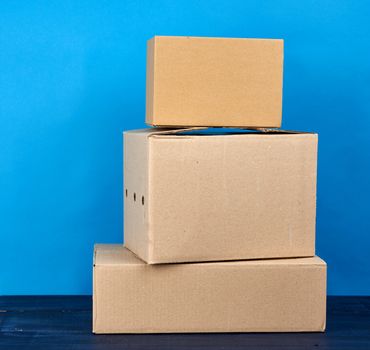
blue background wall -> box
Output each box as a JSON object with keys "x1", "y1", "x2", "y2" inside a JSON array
[{"x1": 1, "y1": 0, "x2": 369, "y2": 295}]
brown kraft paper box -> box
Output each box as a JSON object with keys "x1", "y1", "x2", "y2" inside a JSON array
[
  {"x1": 123, "y1": 128, "x2": 318, "y2": 264},
  {"x1": 146, "y1": 36, "x2": 283, "y2": 128},
  {"x1": 93, "y1": 244, "x2": 327, "y2": 334}
]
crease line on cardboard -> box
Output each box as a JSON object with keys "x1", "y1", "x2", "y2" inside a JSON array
[{"x1": 147, "y1": 137, "x2": 154, "y2": 263}]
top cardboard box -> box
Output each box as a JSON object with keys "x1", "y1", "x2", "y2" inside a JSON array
[{"x1": 146, "y1": 36, "x2": 284, "y2": 128}]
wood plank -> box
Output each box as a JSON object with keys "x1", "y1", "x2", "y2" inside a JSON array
[{"x1": 0, "y1": 296, "x2": 370, "y2": 349}]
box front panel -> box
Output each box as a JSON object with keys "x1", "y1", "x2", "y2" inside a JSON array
[
  {"x1": 148, "y1": 36, "x2": 283, "y2": 127},
  {"x1": 150, "y1": 133, "x2": 317, "y2": 263}
]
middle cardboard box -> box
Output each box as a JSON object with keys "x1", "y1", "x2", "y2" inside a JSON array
[{"x1": 124, "y1": 127, "x2": 317, "y2": 264}]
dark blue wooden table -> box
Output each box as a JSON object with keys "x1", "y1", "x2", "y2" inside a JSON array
[{"x1": 1, "y1": 296, "x2": 370, "y2": 349}]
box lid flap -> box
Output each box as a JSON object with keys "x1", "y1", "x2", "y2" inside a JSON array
[
  {"x1": 125, "y1": 127, "x2": 315, "y2": 138},
  {"x1": 124, "y1": 127, "x2": 207, "y2": 137}
]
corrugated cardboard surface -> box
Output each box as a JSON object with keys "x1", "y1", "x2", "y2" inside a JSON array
[
  {"x1": 93, "y1": 245, "x2": 326, "y2": 334},
  {"x1": 124, "y1": 129, "x2": 318, "y2": 264},
  {"x1": 146, "y1": 36, "x2": 284, "y2": 128}
]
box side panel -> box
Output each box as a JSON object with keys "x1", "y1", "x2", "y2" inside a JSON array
[
  {"x1": 152, "y1": 36, "x2": 283, "y2": 127},
  {"x1": 92, "y1": 249, "x2": 97, "y2": 333},
  {"x1": 150, "y1": 134, "x2": 317, "y2": 263},
  {"x1": 322, "y1": 263, "x2": 328, "y2": 331},
  {"x1": 311, "y1": 134, "x2": 318, "y2": 257},
  {"x1": 93, "y1": 247, "x2": 326, "y2": 333},
  {"x1": 123, "y1": 132, "x2": 150, "y2": 262},
  {"x1": 145, "y1": 38, "x2": 155, "y2": 125}
]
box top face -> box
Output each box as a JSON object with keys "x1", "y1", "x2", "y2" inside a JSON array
[
  {"x1": 94, "y1": 245, "x2": 325, "y2": 267},
  {"x1": 124, "y1": 128, "x2": 317, "y2": 138},
  {"x1": 146, "y1": 36, "x2": 284, "y2": 128},
  {"x1": 154, "y1": 35, "x2": 281, "y2": 42}
]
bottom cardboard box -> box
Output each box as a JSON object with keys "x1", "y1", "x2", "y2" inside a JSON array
[{"x1": 93, "y1": 245, "x2": 326, "y2": 334}]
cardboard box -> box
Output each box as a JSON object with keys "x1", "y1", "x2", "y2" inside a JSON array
[
  {"x1": 124, "y1": 128, "x2": 318, "y2": 264},
  {"x1": 146, "y1": 36, "x2": 283, "y2": 128},
  {"x1": 93, "y1": 244, "x2": 326, "y2": 334}
]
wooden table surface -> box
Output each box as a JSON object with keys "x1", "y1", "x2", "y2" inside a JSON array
[{"x1": 1, "y1": 296, "x2": 370, "y2": 349}]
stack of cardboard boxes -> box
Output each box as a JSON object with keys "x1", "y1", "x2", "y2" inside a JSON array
[{"x1": 93, "y1": 36, "x2": 327, "y2": 334}]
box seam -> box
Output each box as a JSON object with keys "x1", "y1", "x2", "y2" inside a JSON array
[
  {"x1": 92, "y1": 259, "x2": 97, "y2": 333},
  {"x1": 147, "y1": 135, "x2": 154, "y2": 263}
]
